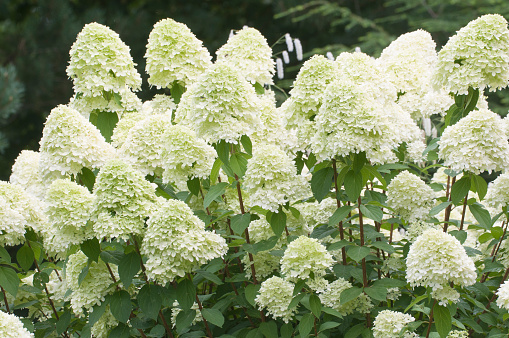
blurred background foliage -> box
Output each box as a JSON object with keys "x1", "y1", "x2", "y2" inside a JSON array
[{"x1": 1, "y1": 0, "x2": 509, "y2": 180}]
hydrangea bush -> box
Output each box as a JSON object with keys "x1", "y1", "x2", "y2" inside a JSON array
[{"x1": 2, "y1": 14, "x2": 509, "y2": 338}]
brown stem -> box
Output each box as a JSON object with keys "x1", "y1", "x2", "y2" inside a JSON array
[
  {"x1": 332, "y1": 159, "x2": 347, "y2": 265},
  {"x1": 459, "y1": 191, "x2": 469, "y2": 231},
  {"x1": 443, "y1": 176, "x2": 456, "y2": 232},
  {"x1": 195, "y1": 293, "x2": 213, "y2": 338},
  {"x1": 425, "y1": 299, "x2": 437, "y2": 338},
  {"x1": 389, "y1": 223, "x2": 394, "y2": 245},
  {"x1": 1, "y1": 286, "x2": 10, "y2": 313},
  {"x1": 492, "y1": 220, "x2": 509, "y2": 261}
]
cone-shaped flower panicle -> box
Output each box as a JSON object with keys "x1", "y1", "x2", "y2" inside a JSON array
[
  {"x1": 174, "y1": 63, "x2": 261, "y2": 144},
  {"x1": 0, "y1": 311, "x2": 34, "y2": 337},
  {"x1": 406, "y1": 229, "x2": 476, "y2": 303},
  {"x1": 243, "y1": 143, "x2": 309, "y2": 212},
  {"x1": 372, "y1": 310, "x2": 416, "y2": 338},
  {"x1": 141, "y1": 199, "x2": 227, "y2": 284},
  {"x1": 216, "y1": 26, "x2": 275, "y2": 85},
  {"x1": 496, "y1": 280, "x2": 509, "y2": 310},
  {"x1": 39, "y1": 105, "x2": 116, "y2": 181},
  {"x1": 281, "y1": 235, "x2": 334, "y2": 281},
  {"x1": 10, "y1": 150, "x2": 45, "y2": 200},
  {"x1": 386, "y1": 171, "x2": 435, "y2": 222},
  {"x1": 255, "y1": 276, "x2": 297, "y2": 323},
  {"x1": 439, "y1": 108, "x2": 509, "y2": 174},
  {"x1": 145, "y1": 18, "x2": 212, "y2": 88},
  {"x1": 92, "y1": 159, "x2": 157, "y2": 240},
  {"x1": 67, "y1": 22, "x2": 141, "y2": 97},
  {"x1": 433, "y1": 14, "x2": 509, "y2": 94}
]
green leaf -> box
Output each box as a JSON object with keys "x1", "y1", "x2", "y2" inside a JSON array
[
  {"x1": 210, "y1": 158, "x2": 222, "y2": 185},
  {"x1": 267, "y1": 210, "x2": 287, "y2": 238},
  {"x1": 363, "y1": 165, "x2": 386, "y2": 188},
  {"x1": 0, "y1": 246, "x2": 10, "y2": 263},
  {"x1": 176, "y1": 309, "x2": 196, "y2": 332},
  {"x1": 0, "y1": 266, "x2": 19, "y2": 297},
  {"x1": 492, "y1": 226, "x2": 504, "y2": 239},
  {"x1": 89, "y1": 300, "x2": 108, "y2": 326},
  {"x1": 471, "y1": 174, "x2": 488, "y2": 200},
  {"x1": 196, "y1": 270, "x2": 223, "y2": 285},
  {"x1": 240, "y1": 135, "x2": 253, "y2": 155},
  {"x1": 309, "y1": 294, "x2": 322, "y2": 317},
  {"x1": 254, "y1": 82, "x2": 265, "y2": 95},
  {"x1": 56, "y1": 310, "x2": 71, "y2": 335},
  {"x1": 328, "y1": 206, "x2": 354, "y2": 226},
  {"x1": 201, "y1": 308, "x2": 224, "y2": 328},
  {"x1": 245, "y1": 283, "x2": 260, "y2": 307},
  {"x1": 352, "y1": 152, "x2": 366, "y2": 173},
  {"x1": 344, "y1": 170, "x2": 363, "y2": 201},
  {"x1": 372, "y1": 278, "x2": 407, "y2": 288},
  {"x1": 77, "y1": 167, "x2": 96, "y2": 192},
  {"x1": 259, "y1": 321, "x2": 278, "y2": 338},
  {"x1": 327, "y1": 239, "x2": 350, "y2": 252},
  {"x1": 280, "y1": 323, "x2": 294, "y2": 338},
  {"x1": 311, "y1": 167, "x2": 334, "y2": 202},
  {"x1": 33, "y1": 271, "x2": 49, "y2": 289},
  {"x1": 346, "y1": 246, "x2": 371, "y2": 262},
  {"x1": 95, "y1": 111, "x2": 118, "y2": 143},
  {"x1": 319, "y1": 321, "x2": 340, "y2": 332},
  {"x1": 404, "y1": 293, "x2": 428, "y2": 313},
  {"x1": 430, "y1": 201, "x2": 452, "y2": 216},
  {"x1": 170, "y1": 81, "x2": 185, "y2": 104},
  {"x1": 230, "y1": 153, "x2": 248, "y2": 178},
  {"x1": 109, "y1": 323, "x2": 131, "y2": 338},
  {"x1": 16, "y1": 244, "x2": 34, "y2": 272},
  {"x1": 463, "y1": 87, "x2": 479, "y2": 115},
  {"x1": 110, "y1": 290, "x2": 132, "y2": 323},
  {"x1": 118, "y1": 251, "x2": 140, "y2": 287},
  {"x1": 231, "y1": 213, "x2": 252, "y2": 235},
  {"x1": 176, "y1": 278, "x2": 196, "y2": 311},
  {"x1": 363, "y1": 286, "x2": 387, "y2": 301},
  {"x1": 433, "y1": 303, "x2": 451, "y2": 338},
  {"x1": 370, "y1": 241, "x2": 395, "y2": 254},
  {"x1": 299, "y1": 313, "x2": 315, "y2": 338},
  {"x1": 138, "y1": 284, "x2": 163, "y2": 320},
  {"x1": 215, "y1": 140, "x2": 230, "y2": 165},
  {"x1": 100, "y1": 250, "x2": 124, "y2": 265},
  {"x1": 340, "y1": 287, "x2": 362, "y2": 305},
  {"x1": 80, "y1": 238, "x2": 101, "y2": 263},
  {"x1": 469, "y1": 203, "x2": 492, "y2": 229},
  {"x1": 359, "y1": 204, "x2": 383, "y2": 222},
  {"x1": 344, "y1": 323, "x2": 366, "y2": 338},
  {"x1": 288, "y1": 293, "x2": 305, "y2": 309},
  {"x1": 203, "y1": 182, "x2": 228, "y2": 209},
  {"x1": 450, "y1": 176, "x2": 471, "y2": 205},
  {"x1": 243, "y1": 236, "x2": 279, "y2": 254},
  {"x1": 187, "y1": 177, "x2": 201, "y2": 196}
]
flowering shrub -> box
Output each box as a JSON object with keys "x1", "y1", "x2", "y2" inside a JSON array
[{"x1": 2, "y1": 14, "x2": 509, "y2": 338}]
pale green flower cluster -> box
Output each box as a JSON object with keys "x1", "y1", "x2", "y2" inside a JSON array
[
  {"x1": 406, "y1": 220, "x2": 438, "y2": 242},
  {"x1": 90, "y1": 306, "x2": 117, "y2": 338},
  {"x1": 296, "y1": 197, "x2": 337, "y2": 230},
  {"x1": 66, "y1": 251, "x2": 117, "y2": 316},
  {"x1": 92, "y1": 159, "x2": 157, "y2": 240},
  {"x1": 372, "y1": 310, "x2": 415, "y2": 338},
  {"x1": 170, "y1": 301, "x2": 203, "y2": 328},
  {"x1": 142, "y1": 94, "x2": 176, "y2": 115},
  {"x1": 485, "y1": 173, "x2": 509, "y2": 215},
  {"x1": 280, "y1": 235, "x2": 333, "y2": 281},
  {"x1": 433, "y1": 14, "x2": 509, "y2": 94},
  {"x1": 9, "y1": 150, "x2": 45, "y2": 200},
  {"x1": 439, "y1": 108, "x2": 509, "y2": 174},
  {"x1": 145, "y1": 18, "x2": 212, "y2": 88},
  {"x1": 39, "y1": 105, "x2": 116, "y2": 181},
  {"x1": 216, "y1": 26, "x2": 275, "y2": 85},
  {"x1": 44, "y1": 179, "x2": 94, "y2": 254},
  {"x1": 70, "y1": 89, "x2": 142, "y2": 119},
  {"x1": 111, "y1": 112, "x2": 149, "y2": 149},
  {"x1": 243, "y1": 143, "x2": 309, "y2": 212},
  {"x1": 318, "y1": 278, "x2": 373, "y2": 316},
  {"x1": 141, "y1": 199, "x2": 227, "y2": 284},
  {"x1": 386, "y1": 171, "x2": 435, "y2": 222},
  {"x1": 0, "y1": 181, "x2": 46, "y2": 246},
  {"x1": 447, "y1": 331, "x2": 469, "y2": 338},
  {"x1": 432, "y1": 284, "x2": 460, "y2": 306},
  {"x1": 0, "y1": 311, "x2": 34, "y2": 338},
  {"x1": 496, "y1": 280, "x2": 509, "y2": 310},
  {"x1": 386, "y1": 288, "x2": 401, "y2": 301},
  {"x1": 255, "y1": 276, "x2": 297, "y2": 323},
  {"x1": 175, "y1": 63, "x2": 261, "y2": 144},
  {"x1": 406, "y1": 229, "x2": 476, "y2": 304}
]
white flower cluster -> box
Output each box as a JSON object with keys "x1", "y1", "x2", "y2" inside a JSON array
[
  {"x1": 496, "y1": 280, "x2": 509, "y2": 310},
  {"x1": 243, "y1": 143, "x2": 309, "y2": 212},
  {"x1": 296, "y1": 197, "x2": 337, "y2": 230},
  {"x1": 170, "y1": 301, "x2": 203, "y2": 328},
  {"x1": 439, "y1": 108, "x2": 509, "y2": 174},
  {"x1": 447, "y1": 331, "x2": 469, "y2": 338},
  {"x1": 44, "y1": 179, "x2": 94, "y2": 255},
  {"x1": 90, "y1": 306, "x2": 117, "y2": 338},
  {"x1": 145, "y1": 18, "x2": 212, "y2": 88},
  {"x1": 372, "y1": 310, "x2": 415, "y2": 338},
  {"x1": 433, "y1": 14, "x2": 509, "y2": 94},
  {"x1": 255, "y1": 276, "x2": 297, "y2": 323},
  {"x1": 66, "y1": 251, "x2": 117, "y2": 316},
  {"x1": 175, "y1": 63, "x2": 261, "y2": 144},
  {"x1": 280, "y1": 236, "x2": 333, "y2": 281},
  {"x1": 9, "y1": 150, "x2": 45, "y2": 200},
  {"x1": 485, "y1": 173, "x2": 509, "y2": 214},
  {"x1": 0, "y1": 311, "x2": 34, "y2": 338},
  {"x1": 92, "y1": 159, "x2": 157, "y2": 240},
  {"x1": 318, "y1": 278, "x2": 373, "y2": 316},
  {"x1": 386, "y1": 171, "x2": 435, "y2": 222},
  {"x1": 141, "y1": 199, "x2": 227, "y2": 284},
  {"x1": 406, "y1": 229, "x2": 476, "y2": 304},
  {"x1": 39, "y1": 105, "x2": 116, "y2": 181},
  {"x1": 216, "y1": 26, "x2": 275, "y2": 85}
]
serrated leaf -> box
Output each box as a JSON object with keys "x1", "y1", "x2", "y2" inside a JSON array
[
  {"x1": 433, "y1": 303, "x2": 451, "y2": 338},
  {"x1": 363, "y1": 286, "x2": 387, "y2": 301},
  {"x1": 203, "y1": 182, "x2": 228, "y2": 209},
  {"x1": 245, "y1": 283, "x2": 260, "y2": 307},
  {"x1": 359, "y1": 204, "x2": 383, "y2": 222},
  {"x1": 0, "y1": 266, "x2": 19, "y2": 297},
  {"x1": 100, "y1": 250, "x2": 124, "y2": 265},
  {"x1": 344, "y1": 170, "x2": 363, "y2": 201},
  {"x1": 340, "y1": 287, "x2": 362, "y2": 305},
  {"x1": 267, "y1": 210, "x2": 286, "y2": 238},
  {"x1": 299, "y1": 313, "x2": 315, "y2": 338},
  {"x1": 197, "y1": 270, "x2": 223, "y2": 285},
  {"x1": 110, "y1": 290, "x2": 132, "y2": 323},
  {"x1": 471, "y1": 174, "x2": 487, "y2": 200},
  {"x1": 176, "y1": 278, "x2": 196, "y2": 311},
  {"x1": 138, "y1": 284, "x2": 163, "y2": 320},
  {"x1": 311, "y1": 167, "x2": 334, "y2": 202},
  {"x1": 328, "y1": 205, "x2": 353, "y2": 226},
  {"x1": 450, "y1": 176, "x2": 471, "y2": 205},
  {"x1": 187, "y1": 177, "x2": 201, "y2": 196},
  {"x1": 201, "y1": 308, "x2": 224, "y2": 328},
  {"x1": 231, "y1": 213, "x2": 252, "y2": 235},
  {"x1": 95, "y1": 111, "x2": 118, "y2": 143},
  {"x1": 81, "y1": 238, "x2": 101, "y2": 263},
  {"x1": 319, "y1": 321, "x2": 340, "y2": 331},
  {"x1": 288, "y1": 293, "x2": 305, "y2": 309},
  {"x1": 16, "y1": 244, "x2": 34, "y2": 272},
  {"x1": 346, "y1": 246, "x2": 371, "y2": 262},
  {"x1": 118, "y1": 251, "x2": 140, "y2": 287},
  {"x1": 469, "y1": 203, "x2": 492, "y2": 229},
  {"x1": 240, "y1": 135, "x2": 253, "y2": 155},
  {"x1": 309, "y1": 294, "x2": 322, "y2": 317}
]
